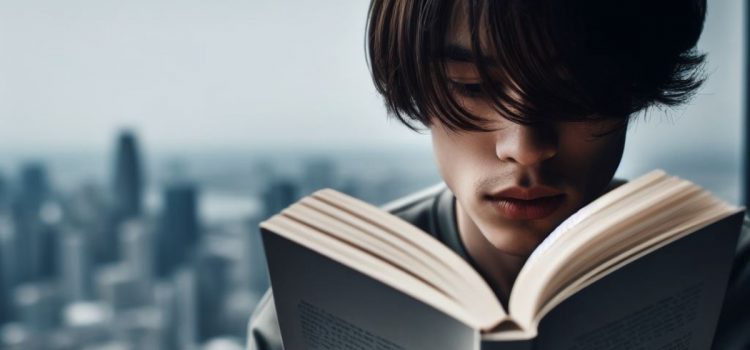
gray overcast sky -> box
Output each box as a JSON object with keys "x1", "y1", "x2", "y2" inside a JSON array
[
  {"x1": 0, "y1": 0, "x2": 743, "y2": 161},
  {"x1": 0, "y1": 0, "x2": 422, "y2": 153}
]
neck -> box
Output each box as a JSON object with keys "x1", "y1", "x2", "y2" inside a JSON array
[{"x1": 456, "y1": 201, "x2": 527, "y2": 307}]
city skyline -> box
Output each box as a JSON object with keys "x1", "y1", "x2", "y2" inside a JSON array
[{"x1": 0, "y1": 129, "x2": 447, "y2": 349}]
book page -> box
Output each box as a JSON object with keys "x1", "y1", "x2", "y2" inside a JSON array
[
  {"x1": 262, "y1": 225, "x2": 481, "y2": 350},
  {"x1": 529, "y1": 212, "x2": 743, "y2": 350},
  {"x1": 509, "y1": 172, "x2": 738, "y2": 329},
  {"x1": 291, "y1": 197, "x2": 482, "y2": 313},
  {"x1": 313, "y1": 190, "x2": 506, "y2": 326},
  {"x1": 525, "y1": 170, "x2": 669, "y2": 265},
  {"x1": 314, "y1": 190, "x2": 501, "y2": 305}
]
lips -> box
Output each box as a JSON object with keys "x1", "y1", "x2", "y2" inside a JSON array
[{"x1": 483, "y1": 186, "x2": 565, "y2": 220}]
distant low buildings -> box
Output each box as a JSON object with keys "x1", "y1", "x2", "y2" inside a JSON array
[{"x1": 0, "y1": 129, "x2": 431, "y2": 349}]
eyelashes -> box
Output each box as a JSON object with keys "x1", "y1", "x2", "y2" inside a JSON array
[{"x1": 448, "y1": 80, "x2": 484, "y2": 97}]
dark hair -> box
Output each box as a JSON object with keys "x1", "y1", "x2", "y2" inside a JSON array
[{"x1": 366, "y1": 0, "x2": 707, "y2": 132}]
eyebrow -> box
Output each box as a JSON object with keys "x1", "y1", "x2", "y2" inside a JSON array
[
  {"x1": 444, "y1": 44, "x2": 496, "y2": 65},
  {"x1": 444, "y1": 44, "x2": 475, "y2": 62}
]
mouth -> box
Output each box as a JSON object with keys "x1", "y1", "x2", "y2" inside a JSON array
[{"x1": 483, "y1": 186, "x2": 565, "y2": 220}]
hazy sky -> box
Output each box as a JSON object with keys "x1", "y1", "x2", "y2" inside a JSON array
[
  {"x1": 0, "y1": 0, "x2": 421, "y2": 153},
  {"x1": 0, "y1": 0, "x2": 744, "y2": 162}
]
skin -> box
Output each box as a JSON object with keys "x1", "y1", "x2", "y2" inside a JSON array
[{"x1": 430, "y1": 6, "x2": 627, "y2": 305}]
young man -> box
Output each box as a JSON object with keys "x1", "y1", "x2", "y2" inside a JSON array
[{"x1": 248, "y1": 0, "x2": 750, "y2": 348}]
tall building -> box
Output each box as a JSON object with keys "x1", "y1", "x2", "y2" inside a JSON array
[
  {"x1": 12, "y1": 163, "x2": 52, "y2": 284},
  {"x1": 0, "y1": 170, "x2": 8, "y2": 209},
  {"x1": 156, "y1": 182, "x2": 199, "y2": 277},
  {"x1": 119, "y1": 219, "x2": 154, "y2": 292},
  {"x1": 0, "y1": 216, "x2": 16, "y2": 323},
  {"x1": 69, "y1": 184, "x2": 119, "y2": 265},
  {"x1": 32, "y1": 220, "x2": 60, "y2": 282},
  {"x1": 112, "y1": 131, "x2": 143, "y2": 220},
  {"x1": 174, "y1": 268, "x2": 198, "y2": 349},
  {"x1": 195, "y1": 240, "x2": 234, "y2": 341},
  {"x1": 153, "y1": 282, "x2": 178, "y2": 349},
  {"x1": 59, "y1": 229, "x2": 92, "y2": 302},
  {"x1": 94, "y1": 263, "x2": 150, "y2": 312},
  {"x1": 18, "y1": 163, "x2": 50, "y2": 214}
]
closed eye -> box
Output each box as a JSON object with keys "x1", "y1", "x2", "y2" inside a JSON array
[{"x1": 449, "y1": 81, "x2": 483, "y2": 97}]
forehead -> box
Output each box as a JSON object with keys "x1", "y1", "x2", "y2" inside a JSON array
[
  {"x1": 444, "y1": 2, "x2": 495, "y2": 61},
  {"x1": 446, "y1": 2, "x2": 474, "y2": 49},
  {"x1": 446, "y1": 2, "x2": 470, "y2": 46}
]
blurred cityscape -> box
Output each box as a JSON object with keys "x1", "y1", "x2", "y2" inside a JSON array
[{"x1": 0, "y1": 130, "x2": 440, "y2": 350}]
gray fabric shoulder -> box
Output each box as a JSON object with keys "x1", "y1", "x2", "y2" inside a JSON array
[
  {"x1": 381, "y1": 182, "x2": 445, "y2": 234},
  {"x1": 246, "y1": 289, "x2": 283, "y2": 350}
]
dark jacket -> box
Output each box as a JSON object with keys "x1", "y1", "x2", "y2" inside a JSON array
[{"x1": 246, "y1": 183, "x2": 750, "y2": 349}]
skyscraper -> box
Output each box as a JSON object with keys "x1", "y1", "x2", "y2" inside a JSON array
[
  {"x1": 0, "y1": 216, "x2": 16, "y2": 323},
  {"x1": 12, "y1": 163, "x2": 52, "y2": 283},
  {"x1": 0, "y1": 170, "x2": 8, "y2": 209},
  {"x1": 60, "y1": 229, "x2": 92, "y2": 302},
  {"x1": 173, "y1": 268, "x2": 197, "y2": 349},
  {"x1": 156, "y1": 182, "x2": 199, "y2": 277},
  {"x1": 18, "y1": 163, "x2": 49, "y2": 214},
  {"x1": 112, "y1": 131, "x2": 143, "y2": 220},
  {"x1": 119, "y1": 219, "x2": 154, "y2": 291},
  {"x1": 194, "y1": 240, "x2": 234, "y2": 341}
]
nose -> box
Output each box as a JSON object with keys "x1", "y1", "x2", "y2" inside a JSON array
[{"x1": 495, "y1": 123, "x2": 558, "y2": 166}]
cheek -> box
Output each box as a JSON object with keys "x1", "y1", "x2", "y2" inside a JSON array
[
  {"x1": 558, "y1": 130, "x2": 626, "y2": 194},
  {"x1": 430, "y1": 126, "x2": 493, "y2": 196},
  {"x1": 431, "y1": 129, "x2": 462, "y2": 188}
]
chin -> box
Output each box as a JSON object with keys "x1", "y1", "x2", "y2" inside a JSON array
[{"x1": 480, "y1": 225, "x2": 546, "y2": 257}]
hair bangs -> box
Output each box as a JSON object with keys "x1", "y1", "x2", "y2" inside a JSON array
[
  {"x1": 367, "y1": 0, "x2": 488, "y2": 132},
  {"x1": 467, "y1": 1, "x2": 604, "y2": 127},
  {"x1": 367, "y1": 0, "x2": 707, "y2": 132}
]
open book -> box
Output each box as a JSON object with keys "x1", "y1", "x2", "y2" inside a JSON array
[{"x1": 260, "y1": 170, "x2": 745, "y2": 350}]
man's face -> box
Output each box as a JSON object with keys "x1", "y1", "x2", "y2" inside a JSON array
[{"x1": 431, "y1": 8, "x2": 627, "y2": 256}]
